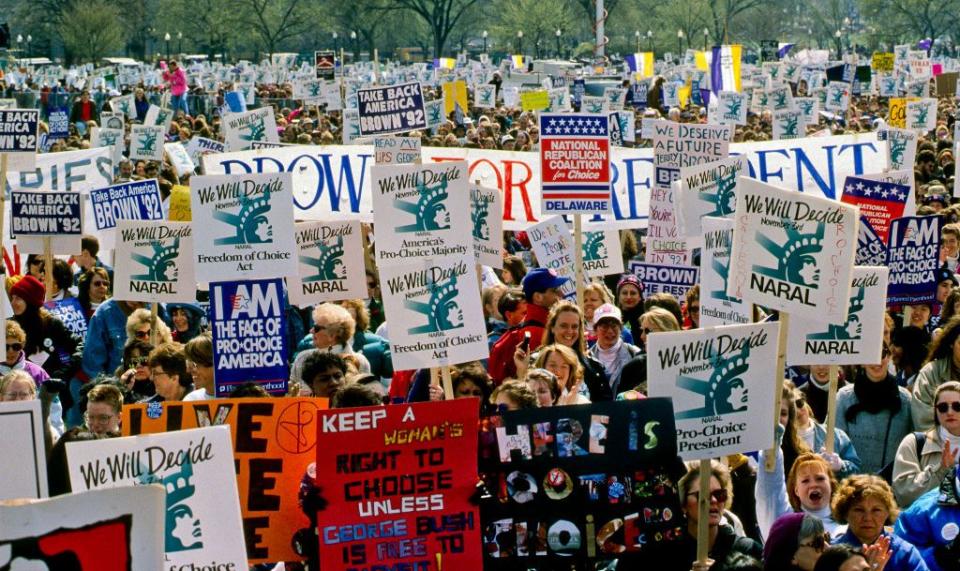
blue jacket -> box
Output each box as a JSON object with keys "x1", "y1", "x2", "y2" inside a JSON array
[
  {"x1": 295, "y1": 330, "x2": 393, "y2": 380},
  {"x1": 895, "y1": 474, "x2": 960, "y2": 571},
  {"x1": 82, "y1": 300, "x2": 168, "y2": 379},
  {"x1": 811, "y1": 422, "x2": 862, "y2": 479},
  {"x1": 837, "y1": 529, "x2": 929, "y2": 571}
]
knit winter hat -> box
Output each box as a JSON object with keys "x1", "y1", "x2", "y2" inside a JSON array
[
  {"x1": 762, "y1": 512, "x2": 805, "y2": 571},
  {"x1": 10, "y1": 275, "x2": 46, "y2": 308}
]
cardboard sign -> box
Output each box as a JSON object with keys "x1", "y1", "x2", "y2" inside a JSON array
[
  {"x1": 520, "y1": 90, "x2": 550, "y2": 111},
  {"x1": 315, "y1": 50, "x2": 336, "y2": 80},
  {"x1": 700, "y1": 217, "x2": 752, "y2": 326},
  {"x1": 477, "y1": 399, "x2": 686, "y2": 566},
  {"x1": 795, "y1": 97, "x2": 819, "y2": 124},
  {"x1": 185, "y1": 136, "x2": 225, "y2": 165},
  {"x1": 89, "y1": 179, "x2": 164, "y2": 234},
  {"x1": 45, "y1": 297, "x2": 88, "y2": 338},
  {"x1": 91, "y1": 126, "x2": 124, "y2": 164},
  {"x1": 190, "y1": 172, "x2": 297, "y2": 282},
  {"x1": 717, "y1": 91, "x2": 748, "y2": 125},
  {"x1": 470, "y1": 183, "x2": 504, "y2": 268},
  {"x1": 787, "y1": 267, "x2": 889, "y2": 365},
  {"x1": 371, "y1": 162, "x2": 471, "y2": 267},
  {"x1": 647, "y1": 321, "x2": 779, "y2": 460},
  {"x1": 675, "y1": 154, "x2": 748, "y2": 238},
  {"x1": 886, "y1": 215, "x2": 942, "y2": 306},
  {"x1": 728, "y1": 177, "x2": 857, "y2": 322},
  {"x1": 110, "y1": 93, "x2": 136, "y2": 119},
  {"x1": 628, "y1": 261, "x2": 699, "y2": 298},
  {"x1": 527, "y1": 216, "x2": 576, "y2": 299},
  {"x1": 539, "y1": 113, "x2": 611, "y2": 214},
  {"x1": 114, "y1": 220, "x2": 195, "y2": 303},
  {"x1": 872, "y1": 52, "x2": 895, "y2": 73},
  {"x1": 10, "y1": 191, "x2": 81, "y2": 236},
  {"x1": 824, "y1": 81, "x2": 849, "y2": 112},
  {"x1": 0, "y1": 486, "x2": 165, "y2": 570},
  {"x1": 316, "y1": 400, "x2": 481, "y2": 570},
  {"x1": 880, "y1": 127, "x2": 918, "y2": 171},
  {"x1": 0, "y1": 400, "x2": 47, "y2": 500},
  {"x1": 772, "y1": 109, "x2": 805, "y2": 140},
  {"x1": 47, "y1": 106, "x2": 69, "y2": 140},
  {"x1": 0, "y1": 109, "x2": 39, "y2": 170},
  {"x1": 209, "y1": 278, "x2": 289, "y2": 396},
  {"x1": 223, "y1": 107, "x2": 279, "y2": 151},
  {"x1": 840, "y1": 175, "x2": 909, "y2": 243},
  {"x1": 380, "y1": 253, "x2": 488, "y2": 369},
  {"x1": 100, "y1": 111, "x2": 125, "y2": 131},
  {"x1": 129, "y1": 124, "x2": 164, "y2": 162},
  {"x1": 66, "y1": 426, "x2": 248, "y2": 569},
  {"x1": 289, "y1": 220, "x2": 366, "y2": 307},
  {"x1": 123, "y1": 397, "x2": 330, "y2": 564},
  {"x1": 357, "y1": 82, "x2": 427, "y2": 136},
  {"x1": 374, "y1": 136, "x2": 421, "y2": 165},
  {"x1": 582, "y1": 229, "x2": 624, "y2": 277},
  {"x1": 144, "y1": 105, "x2": 174, "y2": 131},
  {"x1": 475, "y1": 84, "x2": 497, "y2": 109},
  {"x1": 906, "y1": 97, "x2": 937, "y2": 132},
  {"x1": 165, "y1": 142, "x2": 195, "y2": 176}
]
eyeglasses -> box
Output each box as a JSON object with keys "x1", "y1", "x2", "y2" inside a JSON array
[
  {"x1": 312, "y1": 324, "x2": 329, "y2": 333},
  {"x1": 84, "y1": 413, "x2": 116, "y2": 424},
  {"x1": 687, "y1": 489, "x2": 729, "y2": 504},
  {"x1": 134, "y1": 330, "x2": 150, "y2": 339},
  {"x1": 7, "y1": 343, "x2": 23, "y2": 352},
  {"x1": 3, "y1": 391, "x2": 33, "y2": 399},
  {"x1": 150, "y1": 369, "x2": 170, "y2": 380},
  {"x1": 129, "y1": 356, "x2": 148, "y2": 367},
  {"x1": 937, "y1": 401, "x2": 960, "y2": 413}
]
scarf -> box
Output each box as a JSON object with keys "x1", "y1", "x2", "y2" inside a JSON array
[
  {"x1": 0, "y1": 353, "x2": 26, "y2": 376},
  {"x1": 844, "y1": 370, "x2": 901, "y2": 423},
  {"x1": 595, "y1": 339, "x2": 623, "y2": 370}
]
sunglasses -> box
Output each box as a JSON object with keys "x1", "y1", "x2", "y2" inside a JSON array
[
  {"x1": 312, "y1": 324, "x2": 329, "y2": 333},
  {"x1": 687, "y1": 489, "x2": 728, "y2": 504},
  {"x1": 134, "y1": 331, "x2": 150, "y2": 339},
  {"x1": 92, "y1": 280, "x2": 110, "y2": 287},
  {"x1": 129, "y1": 356, "x2": 148, "y2": 367},
  {"x1": 7, "y1": 343, "x2": 23, "y2": 352},
  {"x1": 937, "y1": 401, "x2": 960, "y2": 413}
]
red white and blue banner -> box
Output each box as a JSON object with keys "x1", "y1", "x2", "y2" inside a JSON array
[
  {"x1": 840, "y1": 175, "x2": 909, "y2": 244},
  {"x1": 539, "y1": 113, "x2": 611, "y2": 214}
]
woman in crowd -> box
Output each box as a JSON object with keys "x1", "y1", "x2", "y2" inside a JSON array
[
  {"x1": 183, "y1": 333, "x2": 215, "y2": 401},
  {"x1": 524, "y1": 368, "x2": 560, "y2": 407},
  {"x1": 583, "y1": 282, "x2": 630, "y2": 344},
  {"x1": 76, "y1": 268, "x2": 111, "y2": 324},
  {"x1": 615, "y1": 274, "x2": 645, "y2": 339},
  {"x1": 914, "y1": 317, "x2": 960, "y2": 430},
  {"x1": 893, "y1": 381, "x2": 960, "y2": 506},
  {"x1": 832, "y1": 475, "x2": 928, "y2": 570},
  {"x1": 168, "y1": 303, "x2": 205, "y2": 344},
  {"x1": 684, "y1": 285, "x2": 701, "y2": 330},
  {"x1": 9, "y1": 275, "x2": 82, "y2": 382},
  {"x1": 639, "y1": 306, "x2": 682, "y2": 351},
  {"x1": 491, "y1": 379, "x2": 538, "y2": 411},
  {"x1": 793, "y1": 389, "x2": 862, "y2": 479},
  {"x1": 291, "y1": 303, "x2": 371, "y2": 385},
  {"x1": 337, "y1": 299, "x2": 392, "y2": 382},
  {"x1": 427, "y1": 362, "x2": 494, "y2": 414},
  {"x1": 143, "y1": 343, "x2": 192, "y2": 403},
  {"x1": 761, "y1": 513, "x2": 828, "y2": 571},
  {"x1": 680, "y1": 460, "x2": 763, "y2": 570},
  {"x1": 125, "y1": 308, "x2": 173, "y2": 347},
  {"x1": 587, "y1": 304, "x2": 641, "y2": 396},
  {"x1": 836, "y1": 343, "x2": 914, "y2": 475},
  {"x1": 499, "y1": 255, "x2": 527, "y2": 286},
  {"x1": 49, "y1": 260, "x2": 75, "y2": 301},
  {"x1": 82, "y1": 383, "x2": 122, "y2": 435},
  {"x1": 891, "y1": 327, "x2": 931, "y2": 389},
  {"x1": 2, "y1": 320, "x2": 50, "y2": 386},
  {"x1": 116, "y1": 339, "x2": 154, "y2": 400},
  {"x1": 780, "y1": 384, "x2": 814, "y2": 478},
  {"x1": 931, "y1": 289, "x2": 960, "y2": 340},
  {"x1": 0, "y1": 369, "x2": 62, "y2": 439},
  {"x1": 532, "y1": 344, "x2": 589, "y2": 405},
  {"x1": 614, "y1": 306, "x2": 681, "y2": 396}
]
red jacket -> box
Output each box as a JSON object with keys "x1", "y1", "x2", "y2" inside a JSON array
[{"x1": 488, "y1": 303, "x2": 549, "y2": 384}]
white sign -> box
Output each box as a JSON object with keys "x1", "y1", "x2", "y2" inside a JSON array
[
  {"x1": 470, "y1": 183, "x2": 503, "y2": 268},
  {"x1": 223, "y1": 107, "x2": 279, "y2": 151},
  {"x1": 289, "y1": 220, "x2": 366, "y2": 307},
  {"x1": 114, "y1": 220, "x2": 196, "y2": 302},
  {"x1": 130, "y1": 124, "x2": 165, "y2": 162},
  {"x1": 527, "y1": 216, "x2": 576, "y2": 298},
  {"x1": 582, "y1": 229, "x2": 624, "y2": 277},
  {"x1": 700, "y1": 217, "x2": 753, "y2": 327},
  {"x1": 374, "y1": 136, "x2": 421, "y2": 165},
  {"x1": 0, "y1": 400, "x2": 47, "y2": 499},
  {"x1": 676, "y1": 154, "x2": 749, "y2": 239}
]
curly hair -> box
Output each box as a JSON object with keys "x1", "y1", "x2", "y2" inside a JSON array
[
  {"x1": 490, "y1": 379, "x2": 538, "y2": 410},
  {"x1": 831, "y1": 474, "x2": 898, "y2": 525},
  {"x1": 125, "y1": 308, "x2": 173, "y2": 346},
  {"x1": 311, "y1": 303, "x2": 356, "y2": 346},
  {"x1": 786, "y1": 453, "x2": 838, "y2": 511},
  {"x1": 926, "y1": 315, "x2": 960, "y2": 364}
]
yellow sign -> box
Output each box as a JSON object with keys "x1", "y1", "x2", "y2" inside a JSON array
[
  {"x1": 442, "y1": 80, "x2": 468, "y2": 115},
  {"x1": 520, "y1": 90, "x2": 550, "y2": 111},
  {"x1": 888, "y1": 97, "x2": 918, "y2": 128},
  {"x1": 872, "y1": 52, "x2": 895, "y2": 73},
  {"x1": 168, "y1": 184, "x2": 192, "y2": 221}
]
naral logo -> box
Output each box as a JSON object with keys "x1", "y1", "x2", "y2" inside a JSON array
[
  {"x1": 301, "y1": 237, "x2": 346, "y2": 282},
  {"x1": 480, "y1": 87, "x2": 493, "y2": 106},
  {"x1": 676, "y1": 340, "x2": 751, "y2": 419},
  {"x1": 829, "y1": 87, "x2": 844, "y2": 106},
  {"x1": 773, "y1": 90, "x2": 788, "y2": 108},
  {"x1": 912, "y1": 104, "x2": 929, "y2": 128},
  {"x1": 754, "y1": 221, "x2": 824, "y2": 288},
  {"x1": 587, "y1": 99, "x2": 603, "y2": 113},
  {"x1": 213, "y1": 188, "x2": 273, "y2": 245},
  {"x1": 131, "y1": 239, "x2": 180, "y2": 282},
  {"x1": 394, "y1": 176, "x2": 450, "y2": 233},
  {"x1": 240, "y1": 115, "x2": 266, "y2": 142},
  {"x1": 583, "y1": 232, "x2": 607, "y2": 262},
  {"x1": 889, "y1": 137, "x2": 907, "y2": 167},
  {"x1": 471, "y1": 190, "x2": 491, "y2": 240},
  {"x1": 138, "y1": 458, "x2": 204, "y2": 552},
  {"x1": 711, "y1": 252, "x2": 739, "y2": 303},
  {"x1": 780, "y1": 114, "x2": 799, "y2": 137},
  {"x1": 138, "y1": 131, "x2": 157, "y2": 153},
  {"x1": 807, "y1": 286, "x2": 865, "y2": 341},
  {"x1": 724, "y1": 97, "x2": 742, "y2": 119},
  {"x1": 405, "y1": 274, "x2": 464, "y2": 334},
  {"x1": 699, "y1": 168, "x2": 737, "y2": 217},
  {"x1": 427, "y1": 102, "x2": 442, "y2": 125}
]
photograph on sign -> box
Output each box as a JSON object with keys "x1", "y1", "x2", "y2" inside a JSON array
[{"x1": 289, "y1": 220, "x2": 366, "y2": 307}]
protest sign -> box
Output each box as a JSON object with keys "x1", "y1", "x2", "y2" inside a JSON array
[
  {"x1": 123, "y1": 397, "x2": 329, "y2": 563},
  {"x1": 470, "y1": 183, "x2": 504, "y2": 268},
  {"x1": 824, "y1": 81, "x2": 850, "y2": 112},
  {"x1": 289, "y1": 220, "x2": 366, "y2": 307},
  {"x1": 186, "y1": 136, "x2": 225, "y2": 165},
  {"x1": 223, "y1": 107, "x2": 279, "y2": 151},
  {"x1": 675, "y1": 155, "x2": 749, "y2": 239},
  {"x1": 47, "y1": 106, "x2": 69, "y2": 140},
  {"x1": 647, "y1": 321, "x2": 779, "y2": 460},
  {"x1": 66, "y1": 426, "x2": 247, "y2": 570},
  {"x1": 165, "y1": 142, "x2": 195, "y2": 176},
  {"x1": 795, "y1": 97, "x2": 819, "y2": 124},
  {"x1": 10, "y1": 191, "x2": 81, "y2": 236},
  {"x1": 582, "y1": 229, "x2": 623, "y2": 277},
  {"x1": 717, "y1": 91, "x2": 748, "y2": 125},
  {"x1": 787, "y1": 267, "x2": 889, "y2": 365},
  {"x1": 317, "y1": 400, "x2": 481, "y2": 570},
  {"x1": 886, "y1": 215, "x2": 942, "y2": 305},
  {"x1": 379, "y1": 253, "x2": 488, "y2": 369},
  {"x1": 872, "y1": 52, "x2": 895, "y2": 73},
  {"x1": 609, "y1": 110, "x2": 636, "y2": 145},
  {"x1": 728, "y1": 177, "x2": 857, "y2": 321},
  {"x1": 475, "y1": 84, "x2": 497, "y2": 109},
  {"x1": 581, "y1": 95, "x2": 604, "y2": 114},
  {"x1": 144, "y1": 105, "x2": 174, "y2": 131},
  {"x1": 520, "y1": 90, "x2": 550, "y2": 111},
  {"x1": 0, "y1": 400, "x2": 47, "y2": 500},
  {"x1": 906, "y1": 98, "x2": 937, "y2": 132},
  {"x1": 315, "y1": 50, "x2": 335, "y2": 80},
  {"x1": 357, "y1": 82, "x2": 427, "y2": 136},
  {"x1": 840, "y1": 175, "x2": 909, "y2": 243},
  {"x1": 700, "y1": 217, "x2": 752, "y2": 326},
  {"x1": 190, "y1": 172, "x2": 297, "y2": 282},
  {"x1": 99, "y1": 111, "x2": 125, "y2": 130},
  {"x1": 442, "y1": 80, "x2": 469, "y2": 117},
  {"x1": 90, "y1": 126, "x2": 124, "y2": 165},
  {"x1": 629, "y1": 261, "x2": 699, "y2": 298},
  {"x1": 604, "y1": 86, "x2": 627, "y2": 111},
  {"x1": 0, "y1": 109, "x2": 39, "y2": 170},
  {"x1": 528, "y1": 216, "x2": 576, "y2": 298},
  {"x1": 772, "y1": 109, "x2": 805, "y2": 140},
  {"x1": 539, "y1": 113, "x2": 610, "y2": 214},
  {"x1": 856, "y1": 217, "x2": 889, "y2": 267},
  {"x1": 209, "y1": 278, "x2": 289, "y2": 396},
  {"x1": 45, "y1": 297, "x2": 88, "y2": 338},
  {"x1": 114, "y1": 220, "x2": 195, "y2": 302},
  {"x1": 0, "y1": 486, "x2": 165, "y2": 570},
  {"x1": 89, "y1": 179, "x2": 164, "y2": 233},
  {"x1": 374, "y1": 136, "x2": 421, "y2": 165},
  {"x1": 371, "y1": 162, "x2": 471, "y2": 267},
  {"x1": 129, "y1": 124, "x2": 164, "y2": 162},
  {"x1": 478, "y1": 399, "x2": 686, "y2": 566},
  {"x1": 110, "y1": 93, "x2": 136, "y2": 119},
  {"x1": 767, "y1": 85, "x2": 794, "y2": 111},
  {"x1": 880, "y1": 127, "x2": 918, "y2": 171}
]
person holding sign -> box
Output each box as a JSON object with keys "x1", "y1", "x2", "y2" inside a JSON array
[
  {"x1": 10, "y1": 276, "x2": 82, "y2": 383},
  {"x1": 892, "y1": 382, "x2": 960, "y2": 506},
  {"x1": 913, "y1": 319, "x2": 960, "y2": 430}
]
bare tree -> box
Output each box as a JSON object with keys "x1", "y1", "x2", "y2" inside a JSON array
[
  {"x1": 391, "y1": 0, "x2": 480, "y2": 57},
  {"x1": 243, "y1": 0, "x2": 312, "y2": 57}
]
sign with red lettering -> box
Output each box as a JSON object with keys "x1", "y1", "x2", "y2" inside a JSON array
[
  {"x1": 122, "y1": 397, "x2": 329, "y2": 564},
  {"x1": 316, "y1": 400, "x2": 480, "y2": 571},
  {"x1": 539, "y1": 113, "x2": 611, "y2": 214},
  {"x1": 840, "y1": 175, "x2": 909, "y2": 243}
]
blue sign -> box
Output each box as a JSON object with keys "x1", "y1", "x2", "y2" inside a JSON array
[
  {"x1": 10, "y1": 191, "x2": 81, "y2": 235},
  {"x1": 856, "y1": 217, "x2": 887, "y2": 266},
  {"x1": 209, "y1": 278, "x2": 289, "y2": 396},
  {"x1": 572, "y1": 79, "x2": 585, "y2": 106},
  {"x1": 0, "y1": 109, "x2": 39, "y2": 153},
  {"x1": 44, "y1": 298, "x2": 88, "y2": 338},
  {"x1": 89, "y1": 179, "x2": 164, "y2": 232},
  {"x1": 632, "y1": 83, "x2": 648, "y2": 109},
  {"x1": 356, "y1": 82, "x2": 427, "y2": 136},
  {"x1": 886, "y1": 215, "x2": 941, "y2": 306},
  {"x1": 47, "y1": 107, "x2": 69, "y2": 140},
  {"x1": 629, "y1": 261, "x2": 700, "y2": 298}
]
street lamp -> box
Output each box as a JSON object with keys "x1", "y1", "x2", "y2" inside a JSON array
[
  {"x1": 647, "y1": 30, "x2": 653, "y2": 51},
  {"x1": 164, "y1": 32, "x2": 171, "y2": 60},
  {"x1": 517, "y1": 30, "x2": 523, "y2": 53},
  {"x1": 835, "y1": 29, "x2": 842, "y2": 57},
  {"x1": 332, "y1": 31, "x2": 338, "y2": 52},
  {"x1": 177, "y1": 31, "x2": 182, "y2": 56},
  {"x1": 16, "y1": 34, "x2": 21, "y2": 66},
  {"x1": 677, "y1": 29, "x2": 684, "y2": 54},
  {"x1": 635, "y1": 30, "x2": 640, "y2": 52},
  {"x1": 350, "y1": 31, "x2": 357, "y2": 61},
  {"x1": 703, "y1": 27, "x2": 709, "y2": 50},
  {"x1": 556, "y1": 29, "x2": 562, "y2": 58},
  {"x1": 482, "y1": 30, "x2": 488, "y2": 53}
]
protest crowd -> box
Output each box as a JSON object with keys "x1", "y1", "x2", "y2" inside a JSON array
[{"x1": 5, "y1": 39, "x2": 960, "y2": 571}]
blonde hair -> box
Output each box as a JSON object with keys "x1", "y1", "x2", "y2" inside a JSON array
[
  {"x1": 338, "y1": 299, "x2": 370, "y2": 332},
  {"x1": 832, "y1": 474, "x2": 898, "y2": 524},
  {"x1": 0, "y1": 370, "x2": 36, "y2": 399},
  {"x1": 641, "y1": 306, "x2": 680, "y2": 333},
  {"x1": 125, "y1": 309, "x2": 173, "y2": 345},
  {"x1": 5, "y1": 320, "x2": 26, "y2": 344},
  {"x1": 312, "y1": 303, "x2": 356, "y2": 346},
  {"x1": 533, "y1": 343, "x2": 583, "y2": 389},
  {"x1": 678, "y1": 460, "x2": 733, "y2": 510}
]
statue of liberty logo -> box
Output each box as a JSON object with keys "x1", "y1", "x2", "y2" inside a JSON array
[
  {"x1": 754, "y1": 221, "x2": 825, "y2": 288},
  {"x1": 479, "y1": 87, "x2": 493, "y2": 106},
  {"x1": 394, "y1": 176, "x2": 450, "y2": 233},
  {"x1": 724, "y1": 98, "x2": 742, "y2": 119},
  {"x1": 131, "y1": 239, "x2": 180, "y2": 282},
  {"x1": 114, "y1": 98, "x2": 131, "y2": 115},
  {"x1": 780, "y1": 114, "x2": 799, "y2": 137},
  {"x1": 239, "y1": 116, "x2": 266, "y2": 142},
  {"x1": 136, "y1": 458, "x2": 204, "y2": 552},
  {"x1": 138, "y1": 131, "x2": 158, "y2": 153},
  {"x1": 773, "y1": 90, "x2": 788, "y2": 108},
  {"x1": 307, "y1": 82, "x2": 321, "y2": 98},
  {"x1": 583, "y1": 232, "x2": 607, "y2": 261},
  {"x1": 912, "y1": 104, "x2": 929, "y2": 129},
  {"x1": 471, "y1": 191, "x2": 491, "y2": 240},
  {"x1": 427, "y1": 102, "x2": 442, "y2": 125},
  {"x1": 155, "y1": 109, "x2": 171, "y2": 126},
  {"x1": 797, "y1": 100, "x2": 813, "y2": 116},
  {"x1": 587, "y1": 99, "x2": 603, "y2": 113},
  {"x1": 301, "y1": 237, "x2": 346, "y2": 282},
  {"x1": 890, "y1": 137, "x2": 907, "y2": 167},
  {"x1": 711, "y1": 253, "x2": 740, "y2": 303},
  {"x1": 101, "y1": 130, "x2": 120, "y2": 146},
  {"x1": 699, "y1": 168, "x2": 737, "y2": 216},
  {"x1": 405, "y1": 274, "x2": 464, "y2": 334},
  {"x1": 883, "y1": 77, "x2": 897, "y2": 93},
  {"x1": 909, "y1": 83, "x2": 924, "y2": 97},
  {"x1": 829, "y1": 88, "x2": 843, "y2": 106},
  {"x1": 607, "y1": 89, "x2": 622, "y2": 104},
  {"x1": 807, "y1": 286, "x2": 864, "y2": 341},
  {"x1": 213, "y1": 188, "x2": 273, "y2": 245},
  {"x1": 675, "y1": 339, "x2": 751, "y2": 419}
]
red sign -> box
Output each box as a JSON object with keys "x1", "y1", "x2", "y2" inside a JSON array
[
  {"x1": 539, "y1": 113, "x2": 611, "y2": 214},
  {"x1": 316, "y1": 400, "x2": 481, "y2": 570},
  {"x1": 840, "y1": 175, "x2": 909, "y2": 243}
]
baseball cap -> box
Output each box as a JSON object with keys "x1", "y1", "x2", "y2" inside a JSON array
[
  {"x1": 521, "y1": 268, "x2": 569, "y2": 301},
  {"x1": 592, "y1": 303, "x2": 622, "y2": 328}
]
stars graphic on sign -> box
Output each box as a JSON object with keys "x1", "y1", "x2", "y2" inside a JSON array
[{"x1": 541, "y1": 116, "x2": 607, "y2": 136}]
